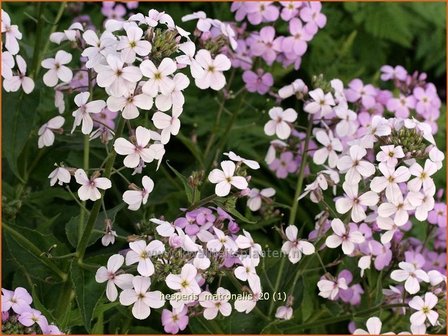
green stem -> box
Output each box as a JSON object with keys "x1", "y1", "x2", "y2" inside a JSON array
[
  {"x1": 187, "y1": 194, "x2": 218, "y2": 211},
  {"x1": 282, "y1": 303, "x2": 408, "y2": 331},
  {"x1": 76, "y1": 117, "x2": 125, "y2": 262},
  {"x1": 3, "y1": 223, "x2": 67, "y2": 281},
  {"x1": 288, "y1": 116, "x2": 313, "y2": 226},
  {"x1": 32, "y1": 2, "x2": 66, "y2": 79},
  {"x1": 268, "y1": 255, "x2": 286, "y2": 317}
]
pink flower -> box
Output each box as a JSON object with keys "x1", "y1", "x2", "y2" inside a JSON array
[
  {"x1": 380, "y1": 65, "x2": 407, "y2": 81},
  {"x1": 250, "y1": 26, "x2": 281, "y2": 65},
  {"x1": 242, "y1": 69, "x2": 273, "y2": 95},
  {"x1": 245, "y1": 2, "x2": 279, "y2": 25},
  {"x1": 1, "y1": 287, "x2": 32, "y2": 314},
  {"x1": 386, "y1": 94, "x2": 416, "y2": 118},
  {"x1": 280, "y1": 1, "x2": 302, "y2": 21},
  {"x1": 282, "y1": 18, "x2": 311, "y2": 56},
  {"x1": 345, "y1": 79, "x2": 376, "y2": 108},
  {"x1": 269, "y1": 151, "x2": 298, "y2": 178},
  {"x1": 300, "y1": 2, "x2": 326, "y2": 35},
  {"x1": 161, "y1": 307, "x2": 189, "y2": 334}
]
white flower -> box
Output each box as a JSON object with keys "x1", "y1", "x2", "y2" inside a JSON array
[
  {"x1": 166, "y1": 264, "x2": 201, "y2": 295},
  {"x1": 370, "y1": 163, "x2": 410, "y2": 200},
  {"x1": 404, "y1": 118, "x2": 435, "y2": 145},
  {"x1": 428, "y1": 147, "x2": 444, "y2": 170},
  {"x1": 1, "y1": 10, "x2": 22, "y2": 55},
  {"x1": 427, "y1": 270, "x2": 446, "y2": 286},
  {"x1": 176, "y1": 41, "x2": 196, "y2": 67},
  {"x1": 409, "y1": 292, "x2": 439, "y2": 326},
  {"x1": 378, "y1": 192, "x2": 413, "y2": 227},
  {"x1": 152, "y1": 107, "x2": 182, "y2": 144},
  {"x1": 38, "y1": 116, "x2": 65, "y2": 148},
  {"x1": 117, "y1": 26, "x2": 152, "y2": 63},
  {"x1": 313, "y1": 130, "x2": 342, "y2": 168},
  {"x1": 155, "y1": 73, "x2": 190, "y2": 111},
  {"x1": 275, "y1": 306, "x2": 293, "y2": 320},
  {"x1": 74, "y1": 169, "x2": 111, "y2": 201},
  {"x1": 71, "y1": 92, "x2": 106, "y2": 135},
  {"x1": 334, "y1": 106, "x2": 357, "y2": 137},
  {"x1": 361, "y1": 116, "x2": 391, "y2": 148},
  {"x1": 376, "y1": 145, "x2": 405, "y2": 167},
  {"x1": 150, "y1": 218, "x2": 176, "y2": 237},
  {"x1": 278, "y1": 79, "x2": 308, "y2": 99},
  {"x1": 2, "y1": 51, "x2": 14, "y2": 79},
  {"x1": 95, "y1": 254, "x2": 133, "y2": 302},
  {"x1": 3, "y1": 55, "x2": 34, "y2": 94},
  {"x1": 123, "y1": 176, "x2": 154, "y2": 211},
  {"x1": 264, "y1": 107, "x2": 298, "y2": 140},
  {"x1": 191, "y1": 49, "x2": 231, "y2": 90},
  {"x1": 49, "y1": 22, "x2": 83, "y2": 44},
  {"x1": 408, "y1": 161, "x2": 437, "y2": 192},
  {"x1": 114, "y1": 126, "x2": 158, "y2": 168},
  {"x1": 391, "y1": 262, "x2": 429, "y2": 294},
  {"x1": 234, "y1": 292, "x2": 259, "y2": 314},
  {"x1": 107, "y1": 84, "x2": 153, "y2": 120},
  {"x1": 377, "y1": 216, "x2": 400, "y2": 244},
  {"x1": 325, "y1": 218, "x2": 365, "y2": 255},
  {"x1": 119, "y1": 276, "x2": 165, "y2": 320},
  {"x1": 206, "y1": 227, "x2": 238, "y2": 253},
  {"x1": 224, "y1": 151, "x2": 260, "y2": 170},
  {"x1": 102, "y1": 230, "x2": 117, "y2": 246},
  {"x1": 48, "y1": 166, "x2": 71, "y2": 186},
  {"x1": 337, "y1": 145, "x2": 375, "y2": 183},
  {"x1": 317, "y1": 277, "x2": 348, "y2": 300},
  {"x1": 55, "y1": 90, "x2": 65, "y2": 114},
  {"x1": 247, "y1": 187, "x2": 275, "y2": 211},
  {"x1": 182, "y1": 11, "x2": 211, "y2": 31},
  {"x1": 140, "y1": 58, "x2": 177, "y2": 97},
  {"x1": 125, "y1": 240, "x2": 165, "y2": 276},
  {"x1": 407, "y1": 186, "x2": 435, "y2": 221},
  {"x1": 199, "y1": 287, "x2": 232, "y2": 320},
  {"x1": 96, "y1": 55, "x2": 142, "y2": 97},
  {"x1": 335, "y1": 182, "x2": 379, "y2": 223},
  {"x1": 82, "y1": 30, "x2": 117, "y2": 68},
  {"x1": 208, "y1": 160, "x2": 248, "y2": 197},
  {"x1": 41, "y1": 51, "x2": 73, "y2": 87},
  {"x1": 234, "y1": 256, "x2": 261, "y2": 292},
  {"x1": 304, "y1": 88, "x2": 335, "y2": 116},
  {"x1": 235, "y1": 229, "x2": 262, "y2": 256},
  {"x1": 281, "y1": 225, "x2": 315, "y2": 263},
  {"x1": 354, "y1": 317, "x2": 388, "y2": 335}
]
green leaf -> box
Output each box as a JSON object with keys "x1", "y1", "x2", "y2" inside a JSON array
[
  {"x1": 213, "y1": 198, "x2": 256, "y2": 224},
  {"x1": 70, "y1": 261, "x2": 104, "y2": 332},
  {"x1": 65, "y1": 204, "x2": 124, "y2": 248},
  {"x1": 2, "y1": 90, "x2": 40, "y2": 181},
  {"x1": 166, "y1": 161, "x2": 194, "y2": 203}
]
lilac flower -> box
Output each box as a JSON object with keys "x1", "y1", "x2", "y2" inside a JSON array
[
  {"x1": 428, "y1": 202, "x2": 446, "y2": 227},
  {"x1": 245, "y1": 2, "x2": 280, "y2": 25},
  {"x1": 269, "y1": 151, "x2": 298, "y2": 178},
  {"x1": 345, "y1": 79, "x2": 377, "y2": 108},
  {"x1": 242, "y1": 69, "x2": 273, "y2": 95},
  {"x1": 1, "y1": 287, "x2": 32, "y2": 314},
  {"x1": 250, "y1": 26, "x2": 281, "y2": 65},
  {"x1": 300, "y1": 2, "x2": 326, "y2": 35},
  {"x1": 282, "y1": 18, "x2": 311, "y2": 56},
  {"x1": 280, "y1": 1, "x2": 303, "y2": 21},
  {"x1": 161, "y1": 307, "x2": 189, "y2": 334},
  {"x1": 380, "y1": 65, "x2": 407, "y2": 81}
]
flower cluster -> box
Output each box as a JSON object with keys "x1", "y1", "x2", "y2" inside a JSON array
[
  {"x1": 1, "y1": 287, "x2": 62, "y2": 335},
  {"x1": 95, "y1": 205, "x2": 264, "y2": 333},
  {"x1": 230, "y1": 2, "x2": 326, "y2": 95},
  {"x1": 1, "y1": 10, "x2": 35, "y2": 94},
  {"x1": 268, "y1": 69, "x2": 446, "y2": 332},
  {"x1": 43, "y1": 8, "x2": 232, "y2": 206}
]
